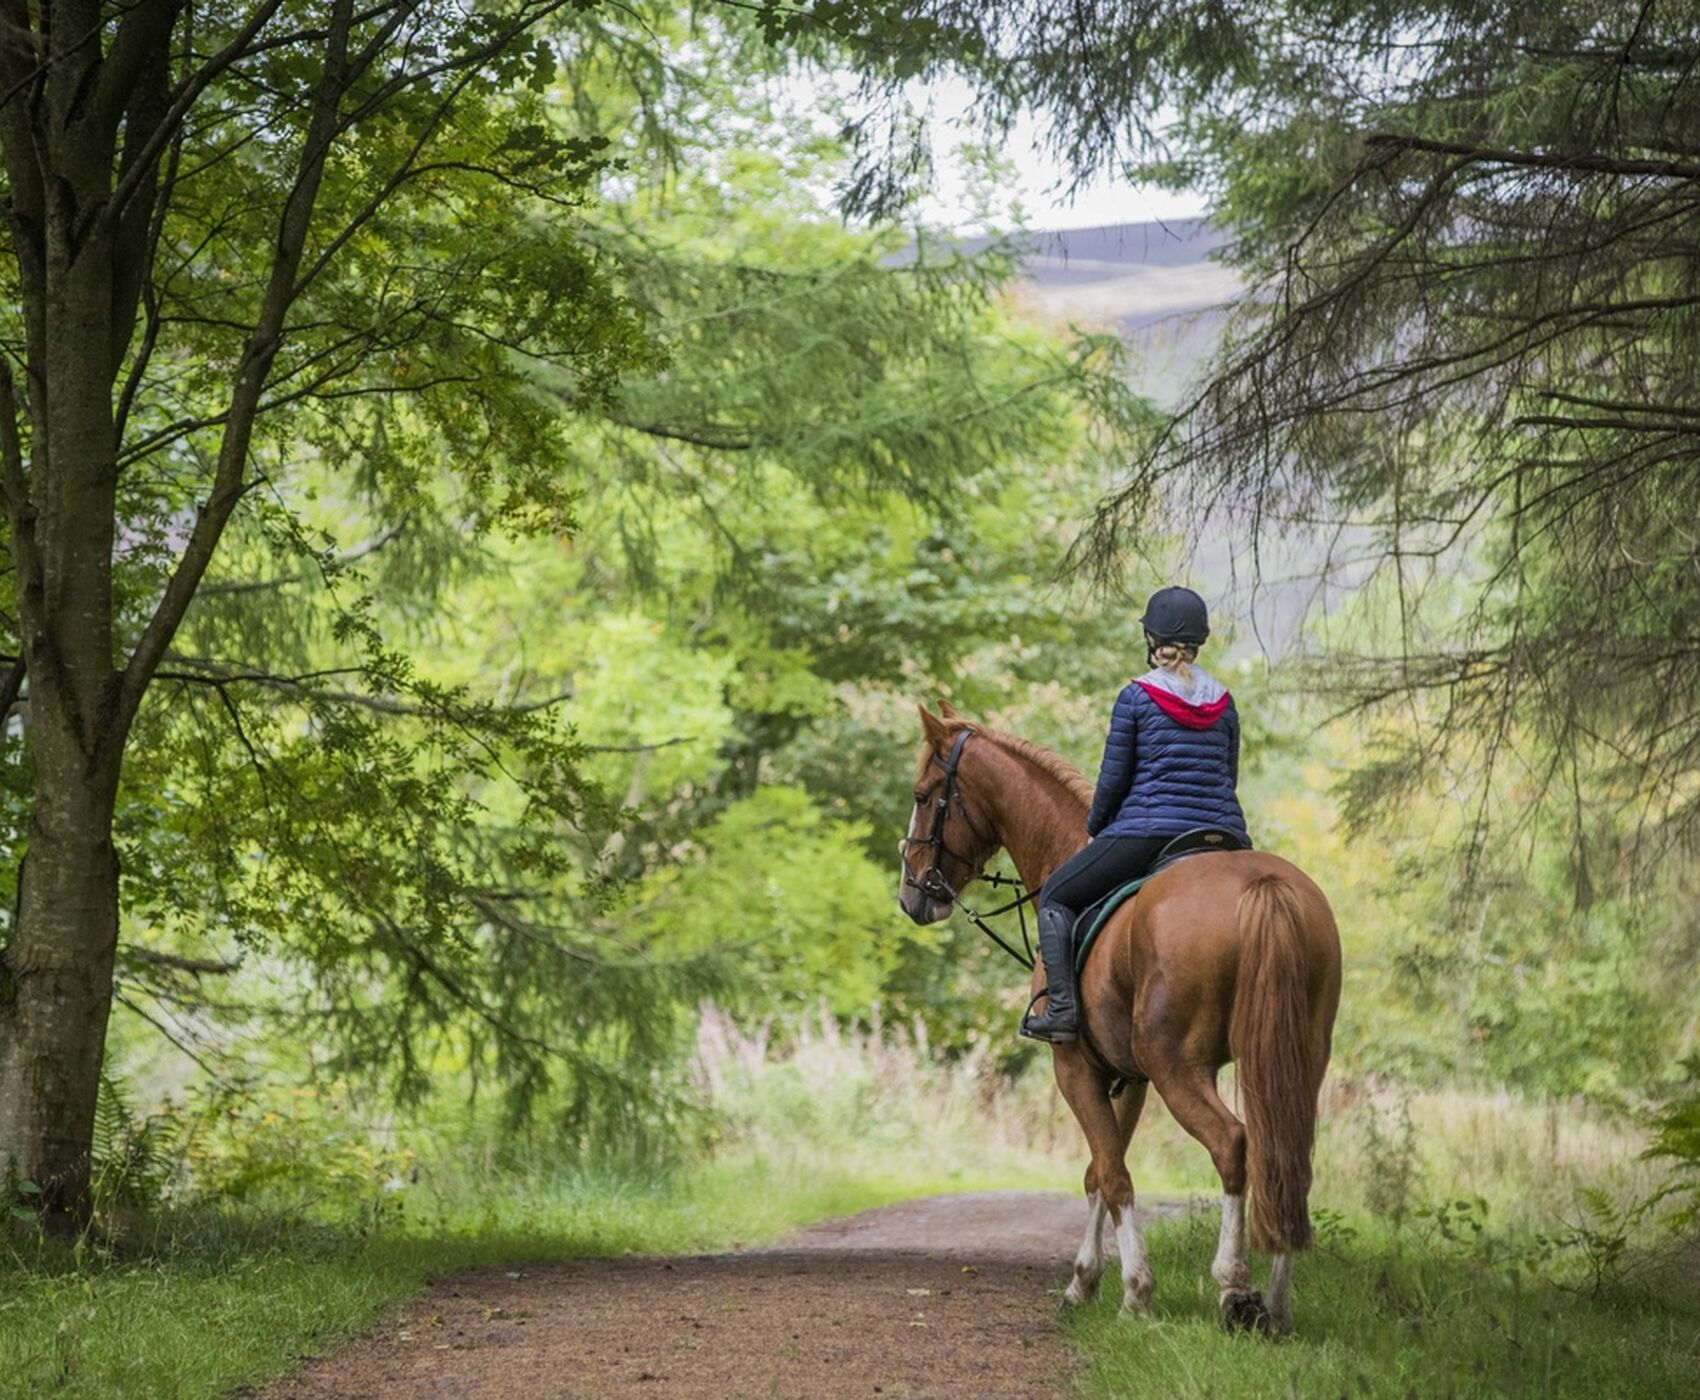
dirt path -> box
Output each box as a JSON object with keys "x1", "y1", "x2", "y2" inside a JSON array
[{"x1": 258, "y1": 1191, "x2": 1190, "y2": 1399}]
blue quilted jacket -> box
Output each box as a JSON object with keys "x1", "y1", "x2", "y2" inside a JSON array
[{"x1": 1085, "y1": 667, "x2": 1250, "y2": 842}]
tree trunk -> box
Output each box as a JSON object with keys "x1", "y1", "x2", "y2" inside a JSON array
[
  {"x1": 0, "y1": 0, "x2": 346, "y2": 1225},
  {"x1": 0, "y1": 79, "x2": 129, "y2": 1223},
  {"x1": 0, "y1": 242, "x2": 126, "y2": 1224},
  {"x1": 0, "y1": 734, "x2": 122, "y2": 1225}
]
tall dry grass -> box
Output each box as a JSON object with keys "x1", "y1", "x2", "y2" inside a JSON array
[
  {"x1": 692, "y1": 1007, "x2": 1661, "y2": 1231},
  {"x1": 691, "y1": 1006, "x2": 1077, "y2": 1191}
]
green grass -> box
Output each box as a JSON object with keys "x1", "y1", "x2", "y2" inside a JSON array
[
  {"x1": 0, "y1": 1152, "x2": 1015, "y2": 1400},
  {"x1": 1064, "y1": 1208, "x2": 1700, "y2": 1399}
]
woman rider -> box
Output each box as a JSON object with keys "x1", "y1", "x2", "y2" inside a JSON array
[{"x1": 1021, "y1": 587, "x2": 1251, "y2": 1043}]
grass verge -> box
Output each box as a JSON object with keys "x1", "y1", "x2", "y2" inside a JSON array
[{"x1": 1064, "y1": 1207, "x2": 1699, "y2": 1399}]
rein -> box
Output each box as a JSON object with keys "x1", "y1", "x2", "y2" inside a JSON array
[{"x1": 901, "y1": 729, "x2": 1037, "y2": 971}]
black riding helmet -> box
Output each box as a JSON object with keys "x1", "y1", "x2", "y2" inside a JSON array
[{"x1": 1140, "y1": 586, "x2": 1211, "y2": 648}]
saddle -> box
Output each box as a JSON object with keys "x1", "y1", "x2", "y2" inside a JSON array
[{"x1": 1071, "y1": 827, "x2": 1248, "y2": 974}]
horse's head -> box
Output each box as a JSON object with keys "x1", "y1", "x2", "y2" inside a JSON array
[{"x1": 897, "y1": 702, "x2": 1001, "y2": 924}]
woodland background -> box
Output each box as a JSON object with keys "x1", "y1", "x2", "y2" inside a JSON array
[{"x1": 2, "y1": 2, "x2": 1698, "y2": 1395}]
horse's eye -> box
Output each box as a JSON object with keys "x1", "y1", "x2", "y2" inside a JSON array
[{"x1": 913, "y1": 792, "x2": 926, "y2": 805}]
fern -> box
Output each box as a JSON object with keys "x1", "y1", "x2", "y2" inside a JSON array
[
  {"x1": 1644, "y1": 1052, "x2": 1700, "y2": 1230},
  {"x1": 89, "y1": 1074, "x2": 184, "y2": 1214}
]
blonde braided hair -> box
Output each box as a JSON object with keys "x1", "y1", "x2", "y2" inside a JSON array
[{"x1": 1148, "y1": 638, "x2": 1199, "y2": 685}]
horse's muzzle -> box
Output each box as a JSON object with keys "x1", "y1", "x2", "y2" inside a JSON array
[{"x1": 898, "y1": 870, "x2": 953, "y2": 925}]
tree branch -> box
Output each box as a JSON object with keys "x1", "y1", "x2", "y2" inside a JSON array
[
  {"x1": 157, "y1": 654, "x2": 575, "y2": 717},
  {"x1": 104, "y1": 0, "x2": 291, "y2": 227},
  {"x1": 1363, "y1": 131, "x2": 1700, "y2": 181},
  {"x1": 123, "y1": 947, "x2": 242, "y2": 976},
  {"x1": 198, "y1": 521, "x2": 410, "y2": 595},
  {"x1": 118, "y1": 0, "x2": 357, "y2": 730},
  {"x1": 95, "y1": 0, "x2": 181, "y2": 132},
  {"x1": 113, "y1": 991, "x2": 221, "y2": 1075}
]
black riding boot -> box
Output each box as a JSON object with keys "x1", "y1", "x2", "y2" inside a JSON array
[{"x1": 1021, "y1": 904, "x2": 1079, "y2": 1043}]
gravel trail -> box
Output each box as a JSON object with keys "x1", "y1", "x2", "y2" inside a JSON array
[
  {"x1": 258, "y1": 1189, "x2": 1190, "y2": 1400},
  {"x1": 257, "y1": 1190, "x2": 1190, "y2": 1399}
]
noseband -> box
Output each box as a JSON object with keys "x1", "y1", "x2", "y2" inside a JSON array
[{"x1": 901, "y1": 728, "x2": 1035, "y2": 969}]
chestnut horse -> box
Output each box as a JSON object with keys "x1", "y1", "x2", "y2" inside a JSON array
[{"x1": 897, "y1": 704, "x2": 1341, "y2": 1335}]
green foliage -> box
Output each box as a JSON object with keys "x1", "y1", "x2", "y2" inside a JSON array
[
  {"x1": 88, "y1": 1077, "x2": 184, "y2": 1218},
  {"x1": 29, "y1": 0, "x2": 1161, "y2": 1159},
  {"x1": 635, "y1": 787, "x2": 934, "y2": 1018},
  {"x1": 1360, "y1": 1092, "x2": 1420, "y2": 1235}
]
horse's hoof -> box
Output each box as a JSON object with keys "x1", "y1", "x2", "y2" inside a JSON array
[
  {"x1": 1064, "y1": 1272, "x2": 1100, "y2": 1307},
  {"x1": 1219, "y1": 1288, "x2": 1271, "y2": 1335},
  {"x1": 1119, "y1": 1271, "x2": 1155, "y2": 1316}
]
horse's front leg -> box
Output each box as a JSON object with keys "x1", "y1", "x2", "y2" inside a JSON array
[
  {"x1": 1053, "y1": 1049, "x2": 1154, "y2": 1315},
  {"x1": 1066, "y1": 1188, "x2": 1107, "y2": 1306},
  {"x1": 1066, "y1": 1079, "x2": 1150, "y2": 1305}
]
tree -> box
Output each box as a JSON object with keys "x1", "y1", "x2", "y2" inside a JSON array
[
  {"x1": 1123, "y1": 2, "x2": 1700, "y2": 881},
  {"x1": 0, "y1": 0, "x2": 671, "y2": 1224},
  {"x1": 845, "y1": 0, "x2": 1700, "y2": 876}
]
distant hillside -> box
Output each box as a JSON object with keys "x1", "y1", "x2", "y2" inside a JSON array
[
  {"x1": 1007, "y1": 218, "x2": 1241, "y2": 406},
  {"x1": 1012, "y1": 221, "x2": 1328, "y2": 657}
]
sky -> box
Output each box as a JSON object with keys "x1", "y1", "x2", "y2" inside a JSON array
[
  {"x1": 904, "y1": 75, "x2": 1208, "y2": 233},
  {"x1": 775, "y1": 69, "x2": 1209, "y2": 234}
]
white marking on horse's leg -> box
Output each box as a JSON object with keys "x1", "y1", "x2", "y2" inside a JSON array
[
  {"x1": 1211, "y1": 1193, "x2": 1251, "y2": 1291},
  {"x1": 1064, "y1": 1190, "x2": 1107, "y2": 1306},
  {"x1": 1267, "y1": 1251, "x2": 1295, "y2": 1335},
  {"x1": 1114, "y1": 1201, "x2": 1154, "y2": 1316}
]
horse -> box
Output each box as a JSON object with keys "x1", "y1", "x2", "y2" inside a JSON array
[{"x1": 897, "y1": 703, "x2": 1341, "y2": 1335}]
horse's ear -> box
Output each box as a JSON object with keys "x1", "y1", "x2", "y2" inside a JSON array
[
  {"x1": 917, "y1": 703, "x2": 950, "y2": 749},
  {"x1": 938, "y1": 698, "x2": 959, "y2": 720}
]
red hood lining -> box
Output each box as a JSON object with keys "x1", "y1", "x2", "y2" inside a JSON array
[{"x1": 1135, "y1": 680, "x2": 1231, "y2": 730}]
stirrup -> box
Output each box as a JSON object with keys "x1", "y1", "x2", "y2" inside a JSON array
[{"x1": 1020, "y1": 988, "x2": 1077, "y2": 1044}]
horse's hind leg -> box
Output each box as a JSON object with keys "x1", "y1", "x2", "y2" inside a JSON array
[
  {"x1": 1268, "y1": 1251, "x2": 1294, "y2": 1336},
  {"x1": 1066, "y1": 1080, "x2": 1147, "y2": 1306},
  {"x1": 1150, "y1": 1065, "x2": 1270, "y2": 1334},
  {"x1": 1053, "y1": 1050, "x2": 1153, "y2": 1315}
]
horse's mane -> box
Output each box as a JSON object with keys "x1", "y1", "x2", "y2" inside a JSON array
[{"x1": 926, "y1": 718, "x2": 1093, "y2": 807}]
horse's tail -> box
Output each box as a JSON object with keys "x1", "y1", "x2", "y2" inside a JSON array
[{"x1": 1229, "y1": 874, "x2": 1318, "y2": 1254}]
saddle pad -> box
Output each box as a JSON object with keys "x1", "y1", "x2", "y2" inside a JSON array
[
  {"x1": 1069, "y1": 832, "x2": 1246, "y2": 974},
  {"x1": 1072, "y1": 877, "x2": 1151, "y2": 974}
]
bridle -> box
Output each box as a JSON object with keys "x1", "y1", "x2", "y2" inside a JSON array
[
  {"x1": 901, "y1": 730, "x2": 987, "y2": 903},
  {"x1": 899, "y1": 728, "x2": 1036, "y2": 969}
]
